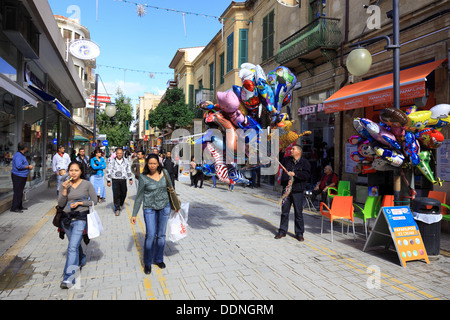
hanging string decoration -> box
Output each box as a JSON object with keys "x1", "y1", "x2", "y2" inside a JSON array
[
  {"x1": 114, "y1": 0, "x2": 253, "y2": 23},
  {"x1": 136, "y1": 4, "x2": 146, "y2": 17}
]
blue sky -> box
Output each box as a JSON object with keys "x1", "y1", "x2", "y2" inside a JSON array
[{"x1": 48, "y1": 0, "x2": 233, "y2": 106}]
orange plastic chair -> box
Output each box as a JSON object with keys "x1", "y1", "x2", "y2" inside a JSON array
[
  {"x1": 428, "y1": 191, "x2": 450, "y2": 222},
  {"x1": 381, "y1": 195, "x2": 394, "y2": 207},
  {"x1": 320, "y1": 196, "x2": 355, "y2": 242}
]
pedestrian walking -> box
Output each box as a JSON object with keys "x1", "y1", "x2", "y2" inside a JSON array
[
  {"x1": 131, "y1": 154, "x2": 176, "y2": 275},
  {"x1": 52, "y1": 145, "x2": 71, "y2": 195},
  {"x1": 58, "y1": 161, "x2": 97, "y2": 289},
  {"x1": 131, "y1": 150, "x2": 146, "y2": 189},
  {"x1": 106, "y1": 148, "x2": 133, "y2": 216},
  {"x1": 89, "y1": 147, "x2": 107, "y2": 203},
  {"x1": 75, "y1": 147, "x2": 90, "y2": 180},
  {"x1": 275, "y1": 144, "x2": 311, "y2": 242},
  {"x1": 163, "y1": 151, "x2": 177, "y2": 190},
  {"x1": 190, "y1": 156, "x2": 197, "y2": 187},
  {"x1": 10, "y1": 143, "x2": 33, "y2": 212}
]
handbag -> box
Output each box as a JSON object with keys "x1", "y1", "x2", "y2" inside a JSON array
[
  {"x1": 52, "y1": 205, "x2": 64, "y2": 228},
  {"x1": 163, "y1": 169, "x2": 181, "y2": 211},
  {"x1": 87, "y1": 201, "x2": 103, "y2": 239}
]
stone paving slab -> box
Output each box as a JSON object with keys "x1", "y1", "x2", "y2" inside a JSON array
[{"x1": 0, "y1": 177, "x2": 449, "y2": 300}]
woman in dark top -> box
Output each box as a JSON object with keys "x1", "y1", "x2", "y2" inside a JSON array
[
  {"x1": 131, "y1": 154, "x2": 177, "y2": 275},
  {"x1": 58, "y1": 161, "x2": 97, "y2": 289}
]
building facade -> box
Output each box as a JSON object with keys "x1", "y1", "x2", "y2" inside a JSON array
[
  {"x1": 54, "y1": 15, "x2": 96, "y2": 155},
  {"x1": 0, "y1": 0, "x2": 89, "y2": 210},
  {"x1": 167, "y1": 0, "x2": 449, "y2": 206},
  {"x1": 135, "y1": 92, "x2": 162, "y2": 152}
]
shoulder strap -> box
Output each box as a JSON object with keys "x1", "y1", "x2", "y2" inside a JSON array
[{"x1": 162, "y1": 169, "x2": 173, "y2": 187}]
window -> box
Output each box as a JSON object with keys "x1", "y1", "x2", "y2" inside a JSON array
[
  {"x1": 226, "y1": 33, "x2": 234, "y2": 73},
  {"x1": 63, "y1": 28, "x2": 72, "y2": 41},
  {"x1": 262, "y1": 11, "x2": 274, "y2": 61},
  {"x1": 219, "y1": 53, "x2": 225, "y2": 84},
  {"x1": 239, "y1": 29, "x2": 248, "y2": 67},
  {"x1": 188, "y1": 84, "x2": 194, "y2": 107},
  {"x1": 209, "y1": 63, "x2": 214, "y2": 89}
]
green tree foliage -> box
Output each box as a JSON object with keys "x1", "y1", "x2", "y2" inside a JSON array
[
  {"x1": 147, "y1": 88, "x2": 196, "y2": 131},
  {"x1": 97, "y1": 88, "x2": 133, "y2": 148}
]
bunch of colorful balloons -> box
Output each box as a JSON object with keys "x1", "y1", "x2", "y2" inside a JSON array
[
  {"x1": 349, "y1": 104, "x2": 449, "y2": 186},
  {"x1": 193, "y1": 62, "x2": 298, "y2": 186}
]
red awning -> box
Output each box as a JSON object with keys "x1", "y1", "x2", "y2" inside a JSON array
[{"x1": 323, "y1": 58, "x2": 447, "y2": 114}]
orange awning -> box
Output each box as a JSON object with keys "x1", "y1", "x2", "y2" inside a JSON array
[{"x1": 323, "y1": 58, "x2": 447, "y2": 114}]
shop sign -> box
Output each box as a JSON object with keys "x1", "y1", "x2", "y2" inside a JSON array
[
  {"x1": 298, "y1": 103, "x2": 325, "y2": 116},
  {"x1": 69, "y1": 39, "x2": 100, "y2": 60},
  {"x1": 90, "y1": 95, "x2": 111, "y2": 103},
  {"x1": 24, "y1": 62, "x2": 45, "y2": 90}
]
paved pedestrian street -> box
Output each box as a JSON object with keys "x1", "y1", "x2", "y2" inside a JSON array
[{"x1": 0, "y1": 179, "x2": 449, "y2": 301}]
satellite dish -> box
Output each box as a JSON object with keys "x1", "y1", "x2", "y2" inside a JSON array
[{"x1": 276, "y1": 0, "x2": 299, "y2": 7}]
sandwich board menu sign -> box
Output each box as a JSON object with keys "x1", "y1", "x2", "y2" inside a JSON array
[{"x1": 363, "y1": 206, "x2": 429, "y2": 267}]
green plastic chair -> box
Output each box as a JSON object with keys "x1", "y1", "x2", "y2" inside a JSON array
[
  {"x1": 353, "y1": 196, "x2": 382, "y2": 238},
  {"x1": 327, "y1": 181, "x2": 351, "y2": 200}
]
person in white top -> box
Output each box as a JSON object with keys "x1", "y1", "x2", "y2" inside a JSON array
[{"x1": 52, "y1": 145, "x2": 71, "y2": 195}]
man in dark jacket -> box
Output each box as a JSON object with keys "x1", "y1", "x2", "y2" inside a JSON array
[
  {"x1": 163, "y1": 151, "x2": 177, "y2": 190},
  {"x1": 275, "y1": 144, "x2": 311, "y2": 241}
]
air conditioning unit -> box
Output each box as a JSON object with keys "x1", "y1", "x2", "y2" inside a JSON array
[{"x1": 2, "y1": 4, "x2": 40, "y2": 59}]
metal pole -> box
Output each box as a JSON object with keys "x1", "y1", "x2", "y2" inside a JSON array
[
  {"x1": 93, "y1": 74, "x2": 99, "y2": 147},
  {"x1": 392, "y1": 0, "x2": 402, "y2": 204},
  {"x1": 392, "y1": 0, "x2": 400, "y2": 110}
]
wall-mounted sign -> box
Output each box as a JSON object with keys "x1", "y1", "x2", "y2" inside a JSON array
[
  {"x1": 298, "y1": 103, "x2": 325, "y2": 116},
  {"x1": 90, "y1": 95, "x2": 111, "y2": 103},
  {"x1": 69, "y1": 39, "x2": 100, "y2": 60}
]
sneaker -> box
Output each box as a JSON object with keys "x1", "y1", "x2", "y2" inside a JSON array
[
  {"x1": 60, "y1": 281, "x2": 71, "y2": 289},
  {"x1": 115, "y1": 210, "x2": 120, "y2": 216}
]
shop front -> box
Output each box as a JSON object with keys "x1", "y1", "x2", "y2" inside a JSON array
[
  {"x1": 298, "y1": 90, "x2": 335, "y2": 185},
  {"x1": 324, "y1": 58, "x2": 448, "y2": 205}
]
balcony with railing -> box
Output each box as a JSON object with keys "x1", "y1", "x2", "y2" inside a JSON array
[{"x1": 275, "y1": 17, "x2": 342, "y2": 70}]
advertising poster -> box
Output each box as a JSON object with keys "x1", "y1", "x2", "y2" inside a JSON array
[
  {"x1": 364, "y1": 206, "x2": 429, "y2": 267},
  {"x1": 437, "y1": 139, "x2": 450, "y2": 182},
  {"x1": 177, "y1": 160, "x2": 191, "y2": 183}
]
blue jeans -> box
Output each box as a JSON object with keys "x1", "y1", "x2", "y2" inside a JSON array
[
  {"x1": 62, "y1": 219, "x2": 87, "y2": 283},
  {"x1": 143, "y1": 203, "x2": 171, "y2": 266}
]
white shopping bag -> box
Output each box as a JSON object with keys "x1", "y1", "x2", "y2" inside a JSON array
[
  {"x1": 87, "y1": 202, "x2": 103, "y2": 239},
  {"x1": 167, "y1": 202, "x2": 189, "y2": 242}
]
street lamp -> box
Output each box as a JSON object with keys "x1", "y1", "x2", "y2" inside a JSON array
[
  {"x1": 346, "y1": 0, "x2": 402, "y2": 204},
  {"x1": 346, "y1": 47, "x2": 372, "y2": 77},
  {"x1": 93, "y1": 74, "x2": 116, "y2": 145}
]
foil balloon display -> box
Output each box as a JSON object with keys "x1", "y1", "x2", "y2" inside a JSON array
[
  {"x1": 196, "y1": 164, "x2": 216, "y2": 177},
  {"x1": 266, "y1": 66, "x2": 297, "y2": 115},
  {"x1": 227, "y1": 165, "x2": 250, "y2": 185},
  {"x1": 417, "y1": 150, "x2": 443, "y2": 186},
  {"x1": 416, "y1": 128, "x2": 444, "y2": 149},
  {"x1": 256, "y1": 78, "x2": 276, "y2": 114},
  {"x1": 206, "y1": 142, "x2": 233, "y2": 185},
  {"x1": 352, "y1": 142, "x2": 376, "y2": 163},
  {"x1": 374, "y1": 146, "x2": 404, "y2": 167},
  {"x1": 356, "y1": 118, "x2": 401, "y2": 150},
  {"x1": 216, "y1": 90, "x2": 247, "y2": 128},
  {"x1": 428, "y1": 104, "x2": 450, "y2": 129},
  {"x1": 379, "y1": 107, "x2": 407, "y2": 138},
  {"x1": 403, "y1": 132, "x2": 421, "y2": 165},
  {"x1": 405, "y1": 110, "x2": 431, "y2": 131}
]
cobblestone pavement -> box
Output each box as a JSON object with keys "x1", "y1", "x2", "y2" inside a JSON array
[{"x1": 0, "y1": 178, "x2": 449, "y2": 300}]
